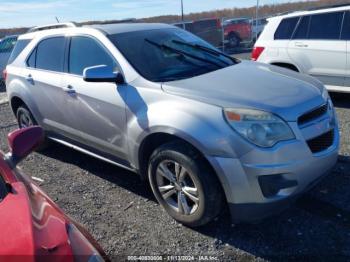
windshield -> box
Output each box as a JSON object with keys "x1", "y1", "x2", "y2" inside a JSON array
[{"x1": 108, "y1": 28, "x2": 236, "y2": 82}]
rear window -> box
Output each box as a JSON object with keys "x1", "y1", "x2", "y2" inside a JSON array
[
  {"x1": 7, "y1": 39, "x2": 30, "y2": 65},
  {"x1": 35, "y1": 37, "x2": 65, "y2": 72},
  {"x1": 274, "y1": 17, "x2": 299, "y2": 40},
  {"x1": 308, "y1": 12, "x2": 343, "y2": 40},
  {"x1": 293, "y1": 16, "x2": 310, "y2": 39}
]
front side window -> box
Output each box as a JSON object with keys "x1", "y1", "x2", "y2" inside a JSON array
[
  {"x1": 308, "y1": 12, "x2": 343, "y2": 40},
  {"x1": 35, "y1": 37, "x2": 65, "y2": 72},
  {"x1": 274, "y1": 17, "x2": 299, "y2": 40},
  {"x1": 68, "y1": 36, "x2": 116, "y2": 76}
]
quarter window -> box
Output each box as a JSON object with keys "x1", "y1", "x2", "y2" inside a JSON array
[
  {"x1": 308, "y1": 12, "x2": 343, "y2": 40},
  {"x1": 274, "y1": 17, "x2": 299, "y2": 40},
  {"x1": 7, "y1": 39, "x2": 30, "y2": 64},
  {"x1": 27, "y1": 48, "x2": 36, "y2": 68},
  {"x1": 35, "y1": 37, "x2": 65, "y2": 72},
  {"x1": 68, "y1": 36, "x2": 115, "y2": 76}
]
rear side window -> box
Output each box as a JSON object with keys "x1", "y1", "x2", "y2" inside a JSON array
[
  {"x1": 7, "y1": 39, "x2": 30, "y2": 65},
  {"x1": 308, "y1": 12, "x2": 343, "y2": 40},
  {"x1": 293, "y1": 16, "x2": 310, "y2": 39},
  {"x1": 68, "y1": 36, "x2": 115, "y2": 76},
  {"x1": 274, "y1": 17, "x2": 299, "y2": 40},
  {"x1": 342, "y1": 11, "x2": 350, "y2": 40},
  {"x1": 35, "y1": 37, "x2": 65, "y2": 72}
]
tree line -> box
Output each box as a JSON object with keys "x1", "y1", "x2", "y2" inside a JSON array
[{"x1": 1, "y1": 0, "x2": 349, "y2": 38}]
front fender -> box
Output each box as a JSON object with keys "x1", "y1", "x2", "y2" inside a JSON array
[{"x1": 126, "y1": 97, "x2": 252, "y2": 169}]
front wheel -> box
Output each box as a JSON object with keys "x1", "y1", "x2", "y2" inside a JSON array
[{"x1": 148, "y1": 142, "x2": 223, "y2": 227}]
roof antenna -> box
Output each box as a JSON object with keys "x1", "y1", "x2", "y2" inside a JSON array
[{"x1": 55, "y1": 17, "x2": 60, "y2": 23}]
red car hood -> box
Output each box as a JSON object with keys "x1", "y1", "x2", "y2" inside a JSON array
[{"x1": 0, "y1": 153, "x2": 106, "y2": 261}]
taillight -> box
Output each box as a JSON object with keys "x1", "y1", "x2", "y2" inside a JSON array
[
  {"x1": 251, "y1": 46, "x2": 265, "y2": 61},
  {"x1": 2, "y1": 69, "x2": 7, "y2": 81}
]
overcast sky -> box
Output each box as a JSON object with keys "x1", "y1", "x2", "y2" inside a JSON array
[{"x1": 0, "y1": 0, "x2": 308, "y2": 28}]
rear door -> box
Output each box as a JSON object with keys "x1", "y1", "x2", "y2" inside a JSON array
[
  {"x1": 62, "y1": 35, "x2": 128, "y2": 161},
  {"x1": 287, "y1": 11, "x2": 346, "y2": 87},
  {"x1": 22, "y1": 36, "x2": 79, "y2": 138}
]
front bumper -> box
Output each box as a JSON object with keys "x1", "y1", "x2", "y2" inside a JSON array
[{"x1": 207, "y1": 122, "x2": 339, "y2": 223}]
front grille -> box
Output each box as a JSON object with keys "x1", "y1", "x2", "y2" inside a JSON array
[
  {"x1": 307, "y1": 129, "x2": 334, "y2": 154},
  {"x1": 298, "y1": 103, "x2": 328, "y2": 126}
]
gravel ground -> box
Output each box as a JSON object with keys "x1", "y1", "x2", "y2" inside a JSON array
[{"x1": 0, "y1": 91, "x2": 350, "y2": 261}]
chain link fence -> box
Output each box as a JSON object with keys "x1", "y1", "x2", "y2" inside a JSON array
[{"x1": 173, "y1": 16, "x2": 268, "y2": 55}]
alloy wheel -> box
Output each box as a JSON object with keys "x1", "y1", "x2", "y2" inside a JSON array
[
  {"x1": 18, "y1": 111, "x2": 33, "y2": 128},
  {"x1": 155, "y1": 160, "x2": 199, "y2": 215}
]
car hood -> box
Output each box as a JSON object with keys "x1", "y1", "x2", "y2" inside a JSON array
[{"x1": 161, "y1": 61, "x2": 326, "y2": 121}]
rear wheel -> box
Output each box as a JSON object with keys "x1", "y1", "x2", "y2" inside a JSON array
[
  {"x1": 148, "y1": 141, "x2": 223, "y2": 227},
  {"x1": 17, "y1": 107, "x2": 35, "y2": 129},
  {"x1": 16, "y1": 106, "x2": 49, "y2": 150}
]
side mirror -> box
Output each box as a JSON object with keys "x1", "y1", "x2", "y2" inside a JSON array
[
  {"x1": 83, "y1": 65, "x2": 124, "y2": 84},
  {"x1": 6, "y1": 126, "x2": 44, "y2": 167}
]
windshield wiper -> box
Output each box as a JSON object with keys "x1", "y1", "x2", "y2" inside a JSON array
[
  {"x1": 145, "y1": 38, "x2": 223, "y2": 68},
  {"x1": 172, "y1": 40, "x2": 239, "y2": 64}
]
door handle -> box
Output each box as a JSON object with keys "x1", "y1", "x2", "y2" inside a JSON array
[
  {"x1": 25, "y1": 74, "x2": 34, "y2": 85},
  {"x1": 64, "y1": 85, "x2": 76, "y2": 94},
  {"x1": 295, "y1": 42, "x2": 308, "y2": 48}
]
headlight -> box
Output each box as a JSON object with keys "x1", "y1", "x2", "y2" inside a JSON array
[{"x1": 224, "y1": 108, "x2": 295, "y2": 147}]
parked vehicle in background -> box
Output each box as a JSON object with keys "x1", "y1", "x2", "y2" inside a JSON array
[
  {"x1": 250, "y1": 18, "x2": 268, "y2": 40},
  {"x1": 223, "y1": 18, "x2": 252, "y2": 47},
  {"x1": 6, "y1": 22, "x2": 339, "y2": 227},
  {"x1": 174, "y1": 18, "x2": 223, "y2": 48},
  {"x1": 253, "y1": 4, "x2": 350, "y2": 93},
  {"x1": 0, "y1": 126, "x2": 107, "y2": 261},
  {"x1": 0, "y1": 35, "x2": 17, "y2": 84}
]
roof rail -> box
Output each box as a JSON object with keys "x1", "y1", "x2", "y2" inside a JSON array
[{"x1": 27, "y1": 22, "x2": 78, "y2": 33}]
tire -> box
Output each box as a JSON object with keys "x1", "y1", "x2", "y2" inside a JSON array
[
  {"x1": 148, "y1": 141, "x2": 223, "y2": 227},
  {"x1": 16, "y1": 106, "x2": 49, "y2": 150},
  {"x1": 227, "y1": 33, "x2": 240, "y2": 48}
]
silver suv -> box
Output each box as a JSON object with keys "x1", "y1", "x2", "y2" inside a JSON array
[{"x1": 6, "y1": 23, "x2": 339, "y2": 227}]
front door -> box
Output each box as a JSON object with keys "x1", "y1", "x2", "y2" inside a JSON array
[{"x1": 62, "y1": 35, "x2": 128, "y2": 161}]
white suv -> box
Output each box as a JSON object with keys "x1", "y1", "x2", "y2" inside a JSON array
[{"x1": 253, "y1": 5, "x2": 350, "y2": 93}]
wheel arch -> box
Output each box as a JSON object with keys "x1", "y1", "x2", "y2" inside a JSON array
[
  {"x1": 136, "y1": 131, "x2": 230, "y2": 206},
  {"x1": 270, "y1": 62, "x2": 300, "y2": 72}
]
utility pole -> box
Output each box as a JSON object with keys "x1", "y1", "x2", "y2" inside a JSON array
[
  {"x1": 181, "y1": 0, "x2": 185, "y2": 29},
  {"x1": 255, "y1": 0, "x2": 259, "y2": 40},
  {"x1": 181, "y1": 0, "x2": 184, "y2": 22}
]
